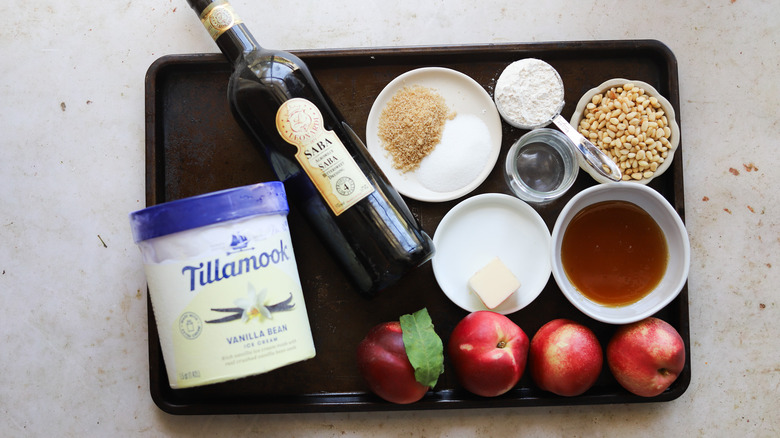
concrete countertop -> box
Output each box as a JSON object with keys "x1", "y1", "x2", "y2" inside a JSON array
[{"x1": 2, "y1": 0, "x2": 778, "y2": 435}]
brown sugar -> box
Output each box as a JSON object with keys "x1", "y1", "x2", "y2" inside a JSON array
[{"x1": 377, "y1": 85, "x2": 454, "y2": 173}]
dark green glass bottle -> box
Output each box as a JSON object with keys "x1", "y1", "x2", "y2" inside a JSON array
[{"x1": 185, "y1": 0, "x2": 434, "y2": 297}]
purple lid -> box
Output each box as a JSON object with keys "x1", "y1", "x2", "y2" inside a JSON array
[{"x1": 129, "y1": 181, "x2": 288, "y2": 243}]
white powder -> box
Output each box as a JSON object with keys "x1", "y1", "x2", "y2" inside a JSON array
[
  {"x1": 415, "y1": 114, "x2": 492, "y2": 193},
  {"x1": 494, "y1": 58, "x2": 565, "y2": 128}
]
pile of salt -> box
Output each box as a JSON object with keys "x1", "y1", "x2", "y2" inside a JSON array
[{"x1": 415, "y1": 114, "x2": 492, "y2": 193}]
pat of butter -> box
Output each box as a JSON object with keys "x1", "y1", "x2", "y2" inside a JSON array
[{"x1": 468, "y1": 257, "x2": 521, "y2": 309}]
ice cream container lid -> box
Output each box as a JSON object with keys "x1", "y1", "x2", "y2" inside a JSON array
[{"x1": 129, "y1": 181, "x2": 288, "y2": 243}]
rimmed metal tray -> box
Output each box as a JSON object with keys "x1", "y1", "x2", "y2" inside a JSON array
[{"x1": 144, "y1": 40, "x2": 688, "y2": 414}]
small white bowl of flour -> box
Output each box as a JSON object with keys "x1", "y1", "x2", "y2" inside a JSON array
[{"x1": 494, "y1": 58, "x2": 565, "y2": 130}]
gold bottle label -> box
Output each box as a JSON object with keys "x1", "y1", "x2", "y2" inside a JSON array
[
  {"x1": 276, "y1": 98, "x2": 374, "y2": 216},
  {"x1": 199, "y1": 0, "x2": 243, "y2": 40}
]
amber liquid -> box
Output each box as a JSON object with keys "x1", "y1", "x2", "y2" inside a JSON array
[{"x1": 561, "y1": 200, "x2": 668, "y2": 306}]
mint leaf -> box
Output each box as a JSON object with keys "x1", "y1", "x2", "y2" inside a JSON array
[{"x1": 400, "y1": 308, "x2": 444, "y2": 388}]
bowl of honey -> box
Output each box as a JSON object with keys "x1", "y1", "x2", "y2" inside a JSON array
[{"x1": 550, "y1": 183, "x2": 690, "y2": 324}]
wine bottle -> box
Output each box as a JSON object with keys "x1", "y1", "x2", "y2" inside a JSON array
[{"x1": 185, "y1": 0, "x2": 434, "y2": 297}]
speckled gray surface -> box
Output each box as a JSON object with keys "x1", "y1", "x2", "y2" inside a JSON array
[{"x1": 2, "y1": 0, "x2": 778, "y2": 435}]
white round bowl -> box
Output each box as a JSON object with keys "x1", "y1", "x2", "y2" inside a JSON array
[
  {"x1": 432, "y1": 193, "x2": 551, "y2": 315},
  {"x1": 550, "y1": 183, "x2": 690, "y2": 324},
  {"x1": 570, "y1": 78, "x2": 680, "y2": 185},
  {"x1": 365, "y1": 67, "x2": 502, "y2": 202}
]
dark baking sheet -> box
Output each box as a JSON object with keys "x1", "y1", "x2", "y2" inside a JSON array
[{"x1": 144, "y1": 40, "x2": 689, "y2": 414}]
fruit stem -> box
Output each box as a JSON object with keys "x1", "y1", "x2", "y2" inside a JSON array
[{"x1": 496, "y1": 341, "x2": 506, "y2": 349}]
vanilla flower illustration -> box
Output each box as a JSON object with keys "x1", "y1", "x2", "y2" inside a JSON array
[
  {"x1": 205, "y1": 285, "x2": 296, "y2": 324},
  {"x1": 234, "y1": 283, "x2": 272, "y2": 322}
]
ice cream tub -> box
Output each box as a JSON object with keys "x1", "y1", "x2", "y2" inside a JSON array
[{"x1": 129, "y1": 182, "x2": 316, "y2": 389}]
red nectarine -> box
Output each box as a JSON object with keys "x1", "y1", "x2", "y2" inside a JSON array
[
  {"x1": 607, "y1": 317, "x2": 685, "y2": 397},
  {"x1": 529, "y1": 318, "x2": 603, "y2": 396},
  {"x1": 448, "y1": 311, "x2": 529, "y2": 397}
]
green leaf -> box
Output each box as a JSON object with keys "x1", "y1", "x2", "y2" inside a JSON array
[{"x1": 400, "y1": 308, "x2": 444, "y2": 388}]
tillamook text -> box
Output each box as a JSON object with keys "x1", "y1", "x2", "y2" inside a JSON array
[{"x1": 181, "y1": 239, "x2": 290, "y2": 291}]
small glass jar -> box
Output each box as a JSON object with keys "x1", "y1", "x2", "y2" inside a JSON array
[{"x1": 504, "y1": 128, "x2": 579, "y2": 203}]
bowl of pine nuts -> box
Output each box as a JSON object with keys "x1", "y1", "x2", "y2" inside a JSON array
[{"x1": 570, "y1": 79, "x2": 680, "y2": 184}]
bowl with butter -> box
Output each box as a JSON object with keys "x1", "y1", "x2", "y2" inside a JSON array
[{"x1": 431, "y1": 193, "x2": 551, "y2": 314}]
